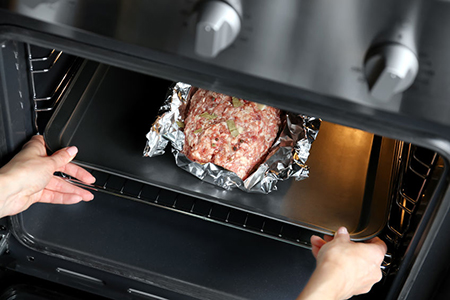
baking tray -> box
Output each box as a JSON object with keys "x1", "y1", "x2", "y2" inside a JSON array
[
  {"x1": 44, "y1": 60, "x2": 397, "y2": 240},
  {"x1": 11, "y1": 191, "x2": 316, "y2": 300}
]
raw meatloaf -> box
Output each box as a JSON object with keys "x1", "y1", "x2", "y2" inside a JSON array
[{"x1": 183, "y1": 88, "x2": 281, "y2": 180}]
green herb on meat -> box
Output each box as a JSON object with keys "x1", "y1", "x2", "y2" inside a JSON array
[
  {"x1": 176, "y1": 121, "x2": 185, "y2": 128},
  {"x1": 194, "y1": 128, "x2": 202, "y2": 134},
  {"x1": 212, "y1": 143, "x2": 216, "y2": 147},
  {"x1": 232, "y1": 97, "x2": 243, "y2": 108},
  {"x1": 226, "y1": 119, "x2": 236, "y2": 130},
  {"x1": 199, "y1": 112, "x2": 217, "y2": 120},
  {"x1": 226, "y1": 119, "x2": 240, "y2": 137},
  {"x1": 256, "y1": 103, "x2": 266, "y2": 110}
]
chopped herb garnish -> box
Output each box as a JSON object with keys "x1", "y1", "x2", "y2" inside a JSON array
[
  {"x1": 176, "y1": 121, "x2": 185, "y2": 128},
  {"x1": 256, "y1": 103, "x2": 266, "y2": 110},
  {"x1": 226, "y1": 119, "x2": 236, "y2": 131},
  {"x1": 199, "y1": 112, "x2": 217, "y2": 120},
  {"x1": 226, "y1": 119, "x2": 240, "y2": 137},
  {"x1": 212, "y1": 143, "x2": 216, "y2": 147},
  {"x1": 233, "y1": 146, "x2": 238, "y2": 151},
  {"x1": 232, "y1": 97, "x2": 243, "y2": 108},
  {"x1": 194, "y1": 128, "x2": 202, "y2": 134}
]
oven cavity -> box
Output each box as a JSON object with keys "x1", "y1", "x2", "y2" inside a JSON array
[{"x1": 4, "y1": 42, "x2": 444, "y2": 300}]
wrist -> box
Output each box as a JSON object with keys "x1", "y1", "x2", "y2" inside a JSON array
[
  {"x1": 297, "y1": 262, "x2": 348, "y2": 300},
  {"x1": 0, "y1": 172, "x2": 21, "y2": 217},
  {"x1": 0, "y1": 160, "x2": 28, "y2": 199}
]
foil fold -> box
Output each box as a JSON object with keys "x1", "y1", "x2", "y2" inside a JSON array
[{"x1": 144, "y1": 82, "x2": 321, "y2": 194}]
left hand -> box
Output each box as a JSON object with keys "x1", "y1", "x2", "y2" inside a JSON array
[{"x1": 0, "y1": 135, "x2": 96, "y2": 217}]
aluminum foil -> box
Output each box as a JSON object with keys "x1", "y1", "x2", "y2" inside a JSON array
[{"x1": 143, "y1": 82, "x2": 321, "y2": 193}]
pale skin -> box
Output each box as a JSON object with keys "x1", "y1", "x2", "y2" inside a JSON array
[
  {"x1": 0, "y1": 135, "x2": 95, "y2": 217},
  {"x1": 0, "y1": 136, "x2": 387, "y2": 299},
  {"x1": 297, "y1": 227, "x2": 387, "y2": 300}
]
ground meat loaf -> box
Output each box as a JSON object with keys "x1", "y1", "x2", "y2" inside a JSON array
[{"x1": 183, "y1": 88, "x2": 281, "y2": 180}]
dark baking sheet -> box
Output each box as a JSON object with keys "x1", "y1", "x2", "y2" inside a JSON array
[{"x1": 45, "y1": 60, "x2": 396, "y2": 240}]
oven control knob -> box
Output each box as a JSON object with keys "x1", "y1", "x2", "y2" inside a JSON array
[
  {"x1": 195, "y1": 1, "x2": 241, "y2": 58},
  {"x1": 364, "y1": 44, "x2": 419, "y2": 101}
]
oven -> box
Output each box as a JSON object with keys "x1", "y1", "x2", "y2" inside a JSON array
[{"x1": 0, "y1": 1, "x2": 450, "y2": 299}]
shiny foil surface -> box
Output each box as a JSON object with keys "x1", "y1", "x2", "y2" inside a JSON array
[{"x1": 144, "y1": 82, "x2": 321, "y2": 193}]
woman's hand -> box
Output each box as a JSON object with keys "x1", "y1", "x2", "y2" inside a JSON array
[
  {"x1": 0, "y1": 135, "x2": 96, "y2": 217},
  {"x1": 298, "y1": 227, "x2": 387, "y2": 300}
]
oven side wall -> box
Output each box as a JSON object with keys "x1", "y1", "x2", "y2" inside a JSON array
[{"x1": 0, "y1": 40, "x2": 35, "y2": 163}]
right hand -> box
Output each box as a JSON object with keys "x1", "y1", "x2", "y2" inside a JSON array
[{"x1": 297, "y1": 227, "x2": 387, "y2": 300}]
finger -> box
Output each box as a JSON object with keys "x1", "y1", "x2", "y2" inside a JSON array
[
  {"x1": 311, "y1": 235, "x2": 326, "y2": 248},
  {"x1": 38, "y1": 189, "x2": 85, "y2": 205},
  {"x1": 311, "y1": 244, "x2": 320, "y2": 259},
  {"x1": 366, "y1": 237, "x2": 388, "y2": 251},
  {"x1": 310, "y1": 235, "x2": 326, "y2": 259},
  {"x1": 46, "y1": 177, "x2": 94, "y2": 200},
  {"x1": 366, "y1": 236, "x2": 387, "y2": 245},
  {"x1": 48, "y1": 146, "x2": 78, "y2": 170},
  {"x1": 58, "y1": 163, "x2": 96, "y2": 184},
  {"x1": 323, "y1": 235, "x2": 334, "y2": 243},
  {"x1": 334, "y1": 227, "x2": 351, "y2": 243},
  {"x1": 367, "y1": 237, "x2": 388, "y2": 261}
]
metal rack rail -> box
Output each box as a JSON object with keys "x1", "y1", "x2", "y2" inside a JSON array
[
  {"x1": 25, "y1": 44, "x2": 81, "y2": 131},
  {"x1": 387, "y1": 144, "x2": 438, "y2": 240},
  {"x1": 59, "y1": 169, "x2": 318, "y2": 249},
  {"x1": 381, "y1": 143, "x2": 439, "y2": 276}
]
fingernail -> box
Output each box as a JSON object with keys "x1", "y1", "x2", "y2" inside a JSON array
[
  {"x1": 66, "y1": 146, "x2": 78, "y2": 157},
  {"x1": 336, "y1": 227, "x2": 348, "y2": 235}
]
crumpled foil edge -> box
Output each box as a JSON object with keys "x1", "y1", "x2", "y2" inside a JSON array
[{"x1": 144, "y1": 82, "x2": 321, "y2": 194}]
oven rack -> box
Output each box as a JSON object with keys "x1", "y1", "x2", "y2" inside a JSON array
[
  {"x1": 386, "y1": 144, "x2": 438, "y2": 241},
  {"x1": 382, "y1": 144, "x2": 439, "y2": 277},
  {"x1": 25, "y1": 45, "x2": 81, "y2": 131},
  {"x1": 27, "y1": 45, "x2": 62, "y2": 111},
  {"x1": 59, "y1": 169, "x2": 318, "y2": 249}
]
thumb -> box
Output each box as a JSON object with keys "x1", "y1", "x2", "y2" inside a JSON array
[
  {"x1": 49, "y1": 146, "x2": 78, "y2": 170},
  {"x1": 311, "y1": 235, "x2": 327, "y2": 259},
  {"x1": 334, "y1": 227, "x2": 350, "y2": 243}
]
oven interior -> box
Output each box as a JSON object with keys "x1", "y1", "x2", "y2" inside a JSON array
[{"x1": 0, "y1": 42, "x2": 446, "y2": 300}]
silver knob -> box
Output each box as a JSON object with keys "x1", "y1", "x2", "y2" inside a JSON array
[
  {"x1": 195, "y1": 1, "x2": 241, "y2": 58},
  {"x1": 364, "y1": 44, "x2": 419, "y2": 101}
]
